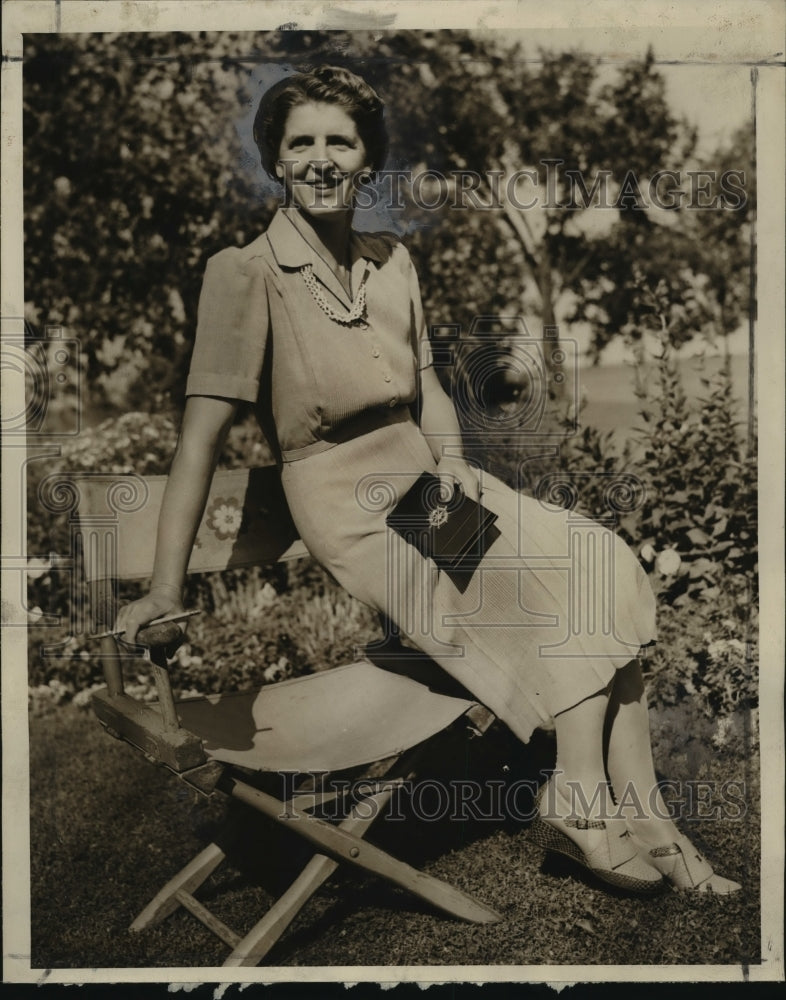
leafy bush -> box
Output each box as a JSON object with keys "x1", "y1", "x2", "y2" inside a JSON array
[
  {"x1": 626, "y1": 295, "x2": 756, "y2": 611},
  {"x1": 29, "y1": 556, "x2": 380, "y2": 708},
  {"x1": 168, "y1": 569, "x2": 380, "y2": 695},
  {"x1": 645, "y1": 595, "x2": 757, "y2": 715},
  {"x1": 468, "y1": 275, "x2": 756, "y2": 717}
]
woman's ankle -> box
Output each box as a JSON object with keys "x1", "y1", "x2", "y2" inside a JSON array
[
  {"x1": 548, "y1": 771, "x2": 614, "y2": 822},
  {"x1": 625, "y1": 816, "x2": 681, "y2": 847}
]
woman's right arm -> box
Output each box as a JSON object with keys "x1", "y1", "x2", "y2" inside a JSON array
[{"x1": 115, "y1": 394, "x2": 238, "y2": 642}]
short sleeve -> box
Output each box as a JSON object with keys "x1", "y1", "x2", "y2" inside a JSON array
[
  {"x1": 406, "y1": 252, "x2": 433, "y2": 371},
  {"x1": 185, "y1": 248, "x2": 270, "y2": 402}
]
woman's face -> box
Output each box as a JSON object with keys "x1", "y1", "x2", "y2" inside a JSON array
[{"x1": 275, "y1": 101, "x2": 370, "y2": 218}]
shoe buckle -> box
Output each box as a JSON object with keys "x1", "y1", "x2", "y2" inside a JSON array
[{"x1": 569, "y1": 817, "x2": 606, "y2": 831}]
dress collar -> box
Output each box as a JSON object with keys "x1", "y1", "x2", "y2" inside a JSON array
[{"x1": 265, "y1": 208, "x2": 384, "y2": 310}]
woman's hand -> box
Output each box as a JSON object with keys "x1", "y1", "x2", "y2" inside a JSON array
[
  {"x1": 436, "y1": 456, "x2": 480, "y2": 503},
  {"x1": 114, "y1": 587, "x2": 184, "y2": 644}
]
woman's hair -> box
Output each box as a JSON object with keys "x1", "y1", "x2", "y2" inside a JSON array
[{"x1": 253, "y1": 65, "x2": 389, "y2": 178}]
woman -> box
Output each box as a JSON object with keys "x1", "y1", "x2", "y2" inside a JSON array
[{"x1": 117, "y1": 65, "x2": 739, "y2": 895}]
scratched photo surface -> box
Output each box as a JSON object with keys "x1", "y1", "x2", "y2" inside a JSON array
[{"x1": 3, "y1": 0, "x2": 783, "y2": 987}]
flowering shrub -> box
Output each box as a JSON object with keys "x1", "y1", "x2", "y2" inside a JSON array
[
  {"x1": 626, "y1": 312, "x2": 757, "y2": 610},
  {"x1": 26, "y1": 411, "x2": 183, "y2": 625},
  {"x1": 162, "y1": 562, "x2": 379, "y2": 696},
  {"x1": 28, "y1": 678, "x2": 73, "y2": 717},
  {"x1": 26, "y1": 407, "x2": 275, "y2": 694},
  {"x1": 28, "y1": 541, "x2": 380, "y2": 703},
  {"x1": 552, "y1": 337, "x2": 758, "y2": 715},
  {"x1": 645, "y1": 596, "x2": 758, "y2": 715}
]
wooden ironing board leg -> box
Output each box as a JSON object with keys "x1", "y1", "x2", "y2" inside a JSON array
[{"x1": 130, "y1": 842, "x2": 226, "y2": 932}]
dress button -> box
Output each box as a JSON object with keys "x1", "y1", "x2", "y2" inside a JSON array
[
  {"x1": 383, "y1": 373, "x2": 392, "y2": 382},
  {"x1": 371, "y1": 348, "x2": 380, "y2": 358},
  {"x1": 357, "y1": 320, "x2": 369, "y2": 330},
  {"x1": 388, "y1": 397, "x2": 398, "y2": 407}
]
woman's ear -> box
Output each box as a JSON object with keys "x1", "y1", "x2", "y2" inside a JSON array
[{"x1": 275, "y1": 161, "x2": 284, "y2": 180}]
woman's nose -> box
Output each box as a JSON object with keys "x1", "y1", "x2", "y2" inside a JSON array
[
  {"x1": 306, "y1": 146, "x2": 335, "y2": 175},
  {"x1": 308, "y1": 158, "x2": 332, "y2": 175}
]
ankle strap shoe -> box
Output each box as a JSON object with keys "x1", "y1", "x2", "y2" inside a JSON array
[
  {"x1": 642, "y1": 834, "x2": 741, "y2": 894},
  {"x1": 529, "y1": 781, "x2": 663, "y2": 894}
]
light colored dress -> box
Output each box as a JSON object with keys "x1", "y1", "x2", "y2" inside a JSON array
[{"x1": 186, "y1": 208, "x2": 656, "y2": 743}]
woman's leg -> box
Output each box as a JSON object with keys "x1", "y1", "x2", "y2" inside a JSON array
[
  {"x1": 603, "y1": 659, "x2": 741, "y2": 893},
  {"x1": 552, "y1": 685, "x2": 613, "y2": 819},
  {"x1": 603, "y1": 659, "x2": 680, "y2": 845},
  {"x1": 535, "y1": 681, "x2": 664, "y2": 892}
]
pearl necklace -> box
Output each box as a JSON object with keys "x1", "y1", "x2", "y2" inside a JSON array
[{"x1": 300, "y1": 263, "x2": 368, "y2": 325}]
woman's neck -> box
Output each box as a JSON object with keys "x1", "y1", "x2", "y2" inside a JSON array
[{"x1": 285, "y1": 208, "x2": 354, "y2": 273}]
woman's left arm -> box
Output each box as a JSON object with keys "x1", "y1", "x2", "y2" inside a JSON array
[{"x1": 417, "y1": 364, "x2": 480, "y2": 501}]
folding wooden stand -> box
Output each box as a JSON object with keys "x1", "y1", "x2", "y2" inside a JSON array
[{"x1": 66, "y1": 467, "x2": 501, "y2": 966}]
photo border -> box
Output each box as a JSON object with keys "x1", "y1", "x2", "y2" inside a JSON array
[{"x1": 2, "y1": 0, "x2": 783, "y2": 987}]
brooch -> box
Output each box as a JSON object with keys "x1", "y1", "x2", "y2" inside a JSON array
[{"x1": 428, "y1": 505, "x2": 449, "y2": 528}]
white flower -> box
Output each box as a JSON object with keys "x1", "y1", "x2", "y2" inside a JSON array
[
  {"x1": 263, "y1": 657, "x2": 290, "y2": 683},
  {"x1": 712, "y1": 716, "x2": 734, "y2": 749},
  {"x1": 253, "y1": 582, "x2": 278, "y2": 613},
  {"x1": 155, "y1": 78, "x2": 175, "y2": 101},
  {"x1": 639, "y1": 543, "x2": 656, "y2": 564},
  {"x1": 168, "y1": 289, "x2": 186, "y2": 324},
  {"x1": 655, "y1": 548, "x2": 682, "y2": 576},
  {"x1": 707, "y1": 637, "x2": 746, "y2": 662},
  {"x1": 707, "y1": 639, "x2": 727, "y2": 661},
  {"x1": 27, "y1": 559, "x2": 50, "y2": 581},
  {"x1": 73, "y1": 683, "x2": 104, "y2": 710}
]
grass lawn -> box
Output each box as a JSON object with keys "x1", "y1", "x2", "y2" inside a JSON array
[{"x1": 29, "y1": 697, "x2": 760, "y2": 971}]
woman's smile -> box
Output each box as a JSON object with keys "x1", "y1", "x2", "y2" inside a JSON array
[{"x1": 276, "y1": 102, "x2": 371, "y2": 217}]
